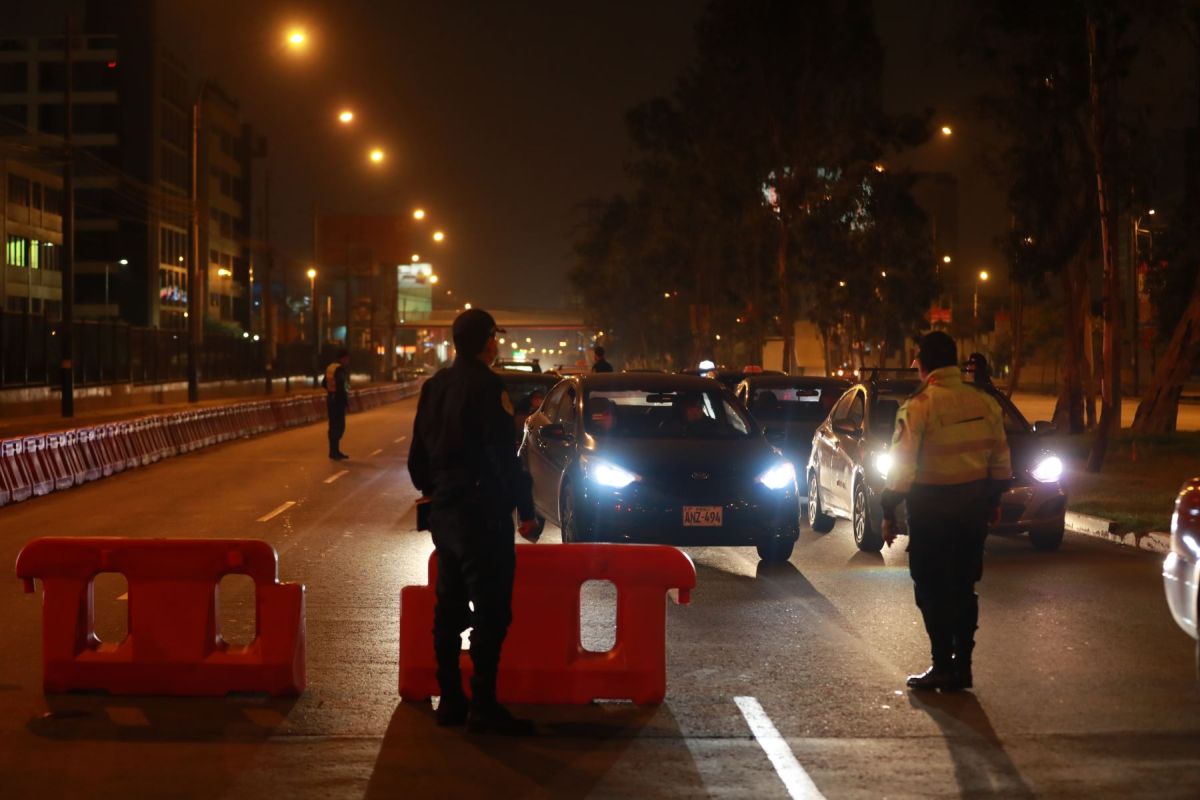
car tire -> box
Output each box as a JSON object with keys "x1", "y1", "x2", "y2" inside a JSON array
[
  {"x1": 852, "y1": 480, "x2": 884, "y2": 552},
  {"x1": 807, "y1": 473, "x2": 836, "y2": 533},
  {"x1": 1029, "y1": 521, "x2": 1065, "y2": 551},
  {"x1": 559, "y1": 481, "x2": 589, "y2": 543},
  {"x1": 756, "y1": 537, "x2": 795, "y2": 562}
]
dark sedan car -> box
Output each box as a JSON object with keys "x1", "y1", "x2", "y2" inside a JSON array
[
  {"x1": 734, "y1": 375, "x2": 851, "y2": 502},
  {"x1": 807, "y1": 371, "x2": 1067, "y2": 552},
  {"x1": 519, "y1": 374, "x2": 801, "y2": 561}
]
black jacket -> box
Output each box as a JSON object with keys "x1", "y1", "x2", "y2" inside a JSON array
[
  {"x1": 592, "y1": 359, "x2": 613, "y2": 373},
  {"x1": 408, "y1": 356, "x2": 535, "y2": 520}
]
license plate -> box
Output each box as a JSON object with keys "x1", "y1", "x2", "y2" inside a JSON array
[{"x1": 683, "y1": 506, "x2": 723, "y2": 526}]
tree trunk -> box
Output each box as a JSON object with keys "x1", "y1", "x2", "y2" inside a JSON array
[
  {"x1": 1053, "y1": 258, "x2": 1087, "y2": 434},
  {"x1": 777, "y1": 219, "x2": 795, "y2": 373},
  {"x1": 1086, "y1": 12, "x2": 1123, "y2": 472},
  {"x1": 1007, "y1": 282, "x2": 1024, "y2": 397},
  {"x1": 1132, "y1": 277, "x2": 1200, "y2": 434}
]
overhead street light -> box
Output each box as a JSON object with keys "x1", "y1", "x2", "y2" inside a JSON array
[
  {"x1": 286, "y1": 28, "x2": 308, "y2": 50},
  {"x1": 368, "y1": 147, "x2": 385, "y2": 164},
  {"x1": 338, "y1": 109, "x2": 354, "y2": 124},
  {"x1": 413, "y1": 208, "x2": 426, "y2": 220},
  {"x1": 432, "y1": 230, "x2": 445, "y2": 243},
  {"x1": 411, "y1": 254, "x2": 420, "y2": 263},
  {"x1": 940, "y1": 125, "x2": 953, "y2": 136}
]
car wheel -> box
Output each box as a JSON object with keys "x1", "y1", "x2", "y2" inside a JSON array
[
  {"x1": 1029, "y1": 520, "x2": 1064, "y2": 551},
  {"x1": 756, "y1": 538, "x2": 795, "y2": 563},
  {"x1": 559, "y1": 481, "x2": 588, "y2": 543},
  {"x1": 852, "y1": 480, "x2": 884, "y2": 552},
  {"x1": 807, "y1": 472, "x2": 836, "y2": 533}
]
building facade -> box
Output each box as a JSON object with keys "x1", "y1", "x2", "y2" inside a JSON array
[{"x1": 2, "y1": 157, "x2": 63, "y2": 316}]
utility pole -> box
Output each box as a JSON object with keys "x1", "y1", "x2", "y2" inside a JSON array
[
  {"x1": 186, "y1": 85, "x2": 206, "y2": 403},
  {"x1": 262, "y1": 167, "x2": 273, "y2": 393},
  {"x1": 60, "y1": 14, "x2": 75, "y2": 417}
]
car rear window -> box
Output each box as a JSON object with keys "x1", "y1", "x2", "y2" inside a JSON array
[{"x1": 749, "y1": 386, "x2": 840, "y2": 423}]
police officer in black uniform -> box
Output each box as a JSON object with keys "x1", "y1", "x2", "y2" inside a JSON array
[
  {"x1": 323, "y1": 349, "x2": 350, "y2": 460},
  {"x1": 408, "y1": 308, "x2": 539, "y2": 734},
  {"x1": 591, "y1": 345, "x2": 613, "y2": 373}
]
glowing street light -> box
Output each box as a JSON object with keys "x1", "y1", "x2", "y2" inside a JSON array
[
  {"x1": 429, "y1": 274, "x2": 439, "y2": 284},
  {"x1": 940, "y1": 125, "x2": 953, "y2": 136},
  {"x1": 337, "y1": 109, "x2": 354, "y2": 124},
  {"x1": 368, "y1": 147, "x2": 385, "y2": 164},
  {"x1": 432, "y1": 230, "x2": 445, "y2": 243},
  {"x1": 974, "y1": 270, "x2": 990, "y2": 320},
  {"x1": 413, "y1": 208, "x2": 426, "y2": 220},
  {"x1": 286, "y1": 28, "x2": 308, "y2": 50},
  {"x1": 978, "y1": 270, "x2": 990, "y2": 282},
  {"x1": 306, "y1": 267, "x2": 317, "y2": 280},
  {"x1": 942, "y1": 254, "x2": 952, "y2": 264},
  {"x1": 411, "y1": 254, "x2": 420, "y2": 262}
]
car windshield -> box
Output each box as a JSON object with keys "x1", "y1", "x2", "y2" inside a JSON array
[
  {"x1": 584, "y1": 388, "x2": 753, "y2": 439},
  {"x1": 749, "y1": 386, "x2": 841, "y2": 423}
]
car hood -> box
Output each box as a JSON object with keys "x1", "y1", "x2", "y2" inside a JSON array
[{"x1": 590, "y1": 437, "x2": 780, "y2": 482}]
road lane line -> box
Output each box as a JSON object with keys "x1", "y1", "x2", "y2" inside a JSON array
[
  {"x1": 324, "y1": 470, "x2": 349, "y2": 484},
  {"x1": 393, "y1": 436, "x2": 407, "y2": 444},
  {"x1": 370, "y1": 448, "x2": 383, "y2": 457},
  {"x1": 734, "y1": 696, "x2": 826, "y2": 800},
  {"x1": 257, "y1": 501, "x2": 296, "y2": 522}
]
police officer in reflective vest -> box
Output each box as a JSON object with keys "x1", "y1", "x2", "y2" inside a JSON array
[
  {"x1": 408, "y1": 308, "x2": 539, "y2": 734},
  {"x1": 323, "y1": 349, "x2": 350, "y2": 460},
  {"x1": 881, "y1": 331, "x2": 1012, "y2": 691}
]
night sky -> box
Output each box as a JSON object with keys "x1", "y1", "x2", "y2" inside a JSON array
[{"x1": 9, "y1": 1, "x2": 1193, "y2": 312}]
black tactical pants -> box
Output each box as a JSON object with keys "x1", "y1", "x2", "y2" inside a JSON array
[
  {"x1": 430, "y1": 503, "x2": 516, "y2": 704},
  {"x1": 906, "y1": 481, "x2": 991, "y2": 670},
  {"x1": 326, "y1": 399, "x2": 346, "y2": 456}
]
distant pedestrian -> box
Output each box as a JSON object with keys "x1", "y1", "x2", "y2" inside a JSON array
[
  {"x1": 591, "y1": 345, "x2": 613, "y2": 373},
  {"x1": 408, "y1": 308, "x2": 539, "y2": 735},
  {"x1": 964, "y1": 352, "x2": 995, "y2": 389},
  {"x1": 323, "y1": 349, "x2": 350, "y2": 460},
  {"x1": 881, "y1": 331, "x2": 1012, "y2": 691}
]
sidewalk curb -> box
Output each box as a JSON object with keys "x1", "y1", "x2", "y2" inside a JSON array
[{"x1": 1065, "y1": 511, "x2": 1172, "y2": 554}]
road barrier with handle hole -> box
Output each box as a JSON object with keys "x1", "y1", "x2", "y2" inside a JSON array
[
  {"x1": 16, "y1": 537, "x2": 306, "y2": 696},
  {"x1": 398, "y1": 543, "x2": 696, "y2": 705}
]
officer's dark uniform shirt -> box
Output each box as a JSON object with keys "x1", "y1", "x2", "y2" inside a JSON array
[
  {"x1": 323, "y1": 362, "x2": 348, "y2": 410},
  {"x1": 408, "y1": 356, "x2": 535, "y2": 520}
]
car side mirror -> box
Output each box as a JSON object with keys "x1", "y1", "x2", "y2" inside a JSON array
[
  {"x1": 539, "y1": 423, "x2": 573, "y2": 442},
  {"x1": 833, "y1": 420, "x2": 862, "y2": 437},
  {"x1": 1032, "y1": 420, "x2": 1057, "y2": 436}
]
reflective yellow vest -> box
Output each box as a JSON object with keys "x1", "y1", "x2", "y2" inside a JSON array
[{"x1": 885, "y1": 366, "x2": 1012, "y2": 492}]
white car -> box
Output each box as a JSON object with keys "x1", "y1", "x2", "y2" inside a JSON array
[{"x1": 1163, "y1": 477, "x2": 1200, "y2": 673}]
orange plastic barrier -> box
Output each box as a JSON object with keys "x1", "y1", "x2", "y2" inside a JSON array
[
  {"x1": 399, "y1": 544, "x2": 696, "y2": 705},
  {"x1": 16, "y1": 537, "x2": 306, "y2": 696}
]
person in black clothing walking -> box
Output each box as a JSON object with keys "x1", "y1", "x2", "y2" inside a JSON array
[
  {"x1": 323, "y1": 349, "x2": 350, "y2": 459},
  {"x1": 591, "y1": 345, "x2": 613, "y2": 373},
  {"x1": 408, "y1": 308, "x2": 539, "y2": 735}
]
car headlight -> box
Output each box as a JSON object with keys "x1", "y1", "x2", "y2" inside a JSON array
[
  {"x1": 874, "y1": 453, "x2": 893, "y2": 478},
  {"x1": 1031, "y1": 455, "x2": 1063, "y2": 483},
  {"x1": 589, "y1": 459, "x2": 638, "y2": 489},
  {"x1": 758, "y1": 461, "x2": 795, "y2": 490}
]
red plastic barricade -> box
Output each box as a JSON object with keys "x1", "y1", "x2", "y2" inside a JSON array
[
  {"x1": 399, "y1": 544, "x2": 695, "y2": 705},
  {"x1": 16, "y1": 537, "x2": 306, "y2": 696}
]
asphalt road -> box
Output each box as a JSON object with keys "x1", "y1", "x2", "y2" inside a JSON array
[{"x1": 0, "y1": 396, "x2": 1197, "y2": 798}]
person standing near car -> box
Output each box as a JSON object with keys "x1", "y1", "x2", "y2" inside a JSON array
[
  {"x1": 323, "y1": 349, "x2": 350, "y2": 460},
  {"x1": 591, "y1": 346, "x2": 613, "y2": 373},
  {"x1": 408, "y1": 308, "x2": 540, "y2": 734},
  {"x1": 880, "y1": 331, "x2": 1012, "y2": 691}
]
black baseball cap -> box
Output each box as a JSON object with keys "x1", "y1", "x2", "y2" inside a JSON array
[{"x1": 452, "y1": 308, "x2": 505, "y2": 355}]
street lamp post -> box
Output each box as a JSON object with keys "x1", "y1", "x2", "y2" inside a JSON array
[
  {"x1": 973, "y1": 269, "x2": 990, "y2": 321},
  {"x1": 308, "y1": 267, "x2": 318, "y2": 385}
]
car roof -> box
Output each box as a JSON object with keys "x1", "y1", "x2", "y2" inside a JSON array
[
  {"x1": 570, "y1": 373, "x2": 725, "y2": 392},
  {"x1": 493, "y1": 369, "x2": 558, "y2": 384}
]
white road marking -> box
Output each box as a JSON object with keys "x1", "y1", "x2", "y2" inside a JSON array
[
  {"x1": 734, "y1": 696, "x2": 826, "y2": 800},
  {"x1": 257, "y1": 501, "x2": 296, "y2": 522},
  {"x1": 370, "y1": 448, "x2": 383, "y2": 457},
  {"x1": 393, "y1": 436, "x2": 407, "y2": 444},
  {"x1": 324, "y1": 470, "x2": 349, "y2": 484}
]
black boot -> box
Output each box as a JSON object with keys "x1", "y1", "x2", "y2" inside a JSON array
[
  {"x1": 952, "y1": 655, "x2": 973, "y2": 690},
  {"x1": 467, "y1": 674, "x2": 534, "y2": 736},
  {"x1": 906, "y1": 664, "x2": 958, "y2": 691},
  {"x1": 436, "y1": 692, "x2": 469, "y2": 726}
]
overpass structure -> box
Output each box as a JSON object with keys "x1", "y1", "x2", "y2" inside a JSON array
[{"x1": 395, "y1": 309, "x2": 589, "y2": 331}]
